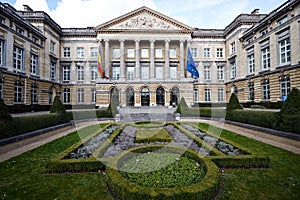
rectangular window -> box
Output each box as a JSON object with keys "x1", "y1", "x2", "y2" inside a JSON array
[
  {"x1": 231, "y1": 42, "x2": 236, "y2": 54},
  {"x1": 204, "y1": 88, "x2": 211, "y2": 102},
  {"x1": 113, "y1": 48, "x2": 120, "y2": 59},
  {"x1": 280, "y1": 75, "x2": 290, "y2": 100},
  {"x1": 217, "y1": 66, "x2": 224, "y2": 80},
  {"x1": 31, "y1": 84, "x2": 38, "y2": 104},
  {"x1": 141, "y1": 49, "x2": 149, "y2": 58},
  {"x1": 248, "y1": 54, "x2": 255, "y2": 74},
  {"x1": 63, "y1": 88, "x2": 70, "y2": 104},
  {"x1": 77, "y1": 88, "x2": 84, "y2": 103},
  {"x1": 0, "y1": 40, "x2": 4, "y2": 66},
  {"x1": 0, "y1": 78, "x2": 3, "y2": 99},
  {"x1": 127, "y1": 67, "x2": 135, "y2": 80},
  {"x1": 262, "y1": 79, "x2": 270, "y2": 100},
  {"x1": 216, "y1": 48, "x2": 223, "y2": 58},
  {"x1": 90, "y1": 47, "x2": 98, "y2": 57},
  {"x1": 170, "y1": 63, "x2": 177, "y2": 79},
  {"x1": 230, "y1": 61, "x2": 236, "y2": 79},
  {"x1": 127, "y1": 48, "x2": 135, "y2": 58},
  {"x1": 155, "y1": 63, "x2": 163, "y2": 79},
  {"x1": 248, "y1": 82, "x2": 255, "y2": 101},
  {"x1": 279, "y1": 38, "x2": 290, "y2": 64},
  {"x1": 169, "y1": 48, "x2": 177, "y2": 58},
  {"x1": 261, "y1": 47, "x2": 270, "y2": 70},
  {"x1": 50, "y1": 62, "x2": 56, "y2": 80},
  {"x1": 14, "y1": 81, "x2": 23, "y2": 103},
  {"x1": 50, "y1": 41, "x2": 55, "y2": 53},
  {"x1": 77, "y1": 47, "x2": 85, "y2": 58},
  {"x1": 13, "y1": 46, "x2": 23, "y2": 71},
  {"x1": 91, "y1": 88, "x2": 96, "y2": 103},
  {"x1": 203, "y1": 48, "x2": 210, "y2": 58},
  {"x1": 155, "y1": 48, "x2": 163, "y2": 58},
  {"x1": 191, "y1": 48, "x2": 197, "y2": 58},
  {"x1": 276, "y1": 16, "x2": 288, "y2": 26},
  {"x1": 112, "y1": 63, "x2": 120, "y2": 80},
  {"x1": 90, "y1": 66, "x2": 98, "y2": 81},
  {"x1": 63, "y1": 47, "x2": 70, "y2": 58},
  {"x1": 77, "y1": 65, "x2": 84, "y2": 81},
  {"x1": 62, "y1": 65, "x2": 71, "y2": 81},
  {"x1": 204, "y1": 66, "x2": 211, "y2": 80},
  {"x1": 30, "y1": 53, "x2": 38, "y2": 75},
  {"x1": 141, "y1": 65, "x2": 149, "y2": 80},
  {"x1": 218, "y1": 88, "x2": 224, "y2": 102},
  {"x1": 193, "y1": 89, "x2": 198, "y2": 102}
]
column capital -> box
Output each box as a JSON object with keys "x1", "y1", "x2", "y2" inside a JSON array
[
  {"x1": 134, "y1": 39, "x2": 140, "y2": 43},
  {"x1": 119, "y1": 39, "x2": 125, "y2": 42},
  {"x1": 104, "y1": 39, "x2": 110, "y2": 42},
  {"x1": 149, "y1": 39, "x2": 155, "y2": 43},
  {"x1": 164, "y1": 39, "x2": 171, "y2": 43},
  {"x1": 179, "y1": 39, "x2": 185, "y2": 43}
]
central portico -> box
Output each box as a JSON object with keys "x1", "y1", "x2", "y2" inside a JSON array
[{"x1": 95, "y1": 6, "x2": 196, "y2": 107}]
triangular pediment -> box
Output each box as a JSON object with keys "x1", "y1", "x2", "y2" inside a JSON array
[{"x1": 95, "y1": 6, "x2": 192, "y2": 31}]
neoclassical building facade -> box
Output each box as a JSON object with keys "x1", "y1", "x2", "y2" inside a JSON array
[{"x1": 0, "y1": 0, "x2": 299, "y2": 110}]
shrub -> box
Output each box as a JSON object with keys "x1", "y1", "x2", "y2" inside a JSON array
[
  {"x1": 227, "y1": 110, "x2": 279, "y2": 130},
  {"x1": 50, "y1": 96, "x2": 66, "y2": 114},
  {"x1": 226, "y1": 93, "x2": 243, "y2": 111},
  {"x1": 278, "y1": 88, "x2": 300, "y2": 133},
  {"x1": 0, "y1": 98, "x2": 12, "y2": 121},
  {"x1": 175, "y1": 97, "x2": 188, "y2": 114},
  {"x1": 0, "y1": 113, "x2": 70, "y2": 140}
]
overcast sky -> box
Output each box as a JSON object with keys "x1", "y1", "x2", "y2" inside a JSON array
[{"x1": 2, "y1": 0, "x2": 286, "y2": 29}]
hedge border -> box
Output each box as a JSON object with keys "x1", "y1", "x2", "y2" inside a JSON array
[
  {"x1": 106, "y1": 145, "x2": 220, "y2": 200},
  {"x1": 46, "y1": 123, "x2": 117, "y2": 173}
]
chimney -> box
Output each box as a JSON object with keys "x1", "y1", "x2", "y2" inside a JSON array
[
  {"x1": 23, "y1": 5, "x2": 33, "y2": 12},
  {"x1": 251, "y1": 9, "x2": 259, "y2": 14}
]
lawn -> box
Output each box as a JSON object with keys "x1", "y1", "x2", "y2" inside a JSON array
[{"x1": 0, "y1": 123, "x2": 299, "y2": 199}]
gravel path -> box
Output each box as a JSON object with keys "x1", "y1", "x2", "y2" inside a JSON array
[{"x1": 1, "y1": 119, "x2": 299, "y2": 162}]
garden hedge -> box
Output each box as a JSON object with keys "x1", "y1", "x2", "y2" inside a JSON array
[
  {"x1": 46, "y1": 123, "x2": 114, "y2": 173},
  {"x1": 106, "y1": 145, "x2": 220, "y2": 200}
]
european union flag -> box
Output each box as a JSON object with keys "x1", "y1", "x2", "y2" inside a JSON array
[{"x1": 186, "y1": 48, "x2": 199, "y2": 78}]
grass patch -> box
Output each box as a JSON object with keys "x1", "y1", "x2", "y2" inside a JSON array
[
  {"x1": 119, "y1": 152, "x2": 206, "y2": 188},
  {"x1": 135, "y1": 128, "x2": 172, "y2": 143},
  {"x1": 0, "y1": 122, "x2": 299, "y2": 199}
]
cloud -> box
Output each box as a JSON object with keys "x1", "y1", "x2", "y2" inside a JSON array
[{"x1": 14, "y1": 0, "x2": 51, "y2": 13}]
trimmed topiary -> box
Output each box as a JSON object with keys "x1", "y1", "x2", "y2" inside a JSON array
[
  {"x1": 175, "y1": 97, "x2": 188, "y2": 114},
  {"x1": 50, "y1": 96, "x2": 66, "y2": 114},
  {"x1": 0, "y1": 98, "x2": 12, "y2": 121},
  {"x1": 107, "y1": 100, "x2": 119, "y2": 117},
  {"x1": 278, "y1": 87, "x2": 300, "y2": 133},
  {"x1": 227, "y1": 93, "x2": 243, "y2": 111}
]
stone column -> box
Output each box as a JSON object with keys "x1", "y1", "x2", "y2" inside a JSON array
[
  {"x1": 180, "y1": 40, "x2": 185, "y2": 79},
  {"x1": 135, "y1": 39, "x2": 140, "y2": 79},
  {"x1": 150, "y1": 40, "x2": 155, "y2": 79},
  {"x1": 104, "y1": 39, "x2": 110, "y2": 77},
  {"x1": 165, "y1": 40, "x2": 170, "y2": 79},
  {"x1": 120, "y1": 39, "x2": 125, "y2": 80}
]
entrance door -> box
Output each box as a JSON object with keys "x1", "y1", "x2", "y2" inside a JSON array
[
  {"x1": 156, "y1": 87, "x2": 165, "y2": 106},
  {"x1": 126, "y1": 87, "x2": 135, "y2": 106},
  {"x1": 170, "y1": 87, "x2": 179, "y2": 106},
  {"x1": 141, "y1": 87, "x2": 150, "y2": 106}
]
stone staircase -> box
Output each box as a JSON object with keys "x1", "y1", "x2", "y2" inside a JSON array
[{"x1": 118, "y1": 106, "x2": 176, "y2": 122}]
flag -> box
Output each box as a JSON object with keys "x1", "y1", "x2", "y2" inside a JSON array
[
  {"x1": 186, "y1": 48, "x2": 199, "y2": 78},
  {"x1": 98, "y1": 44, "x2": 109, "y2": 79}
]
